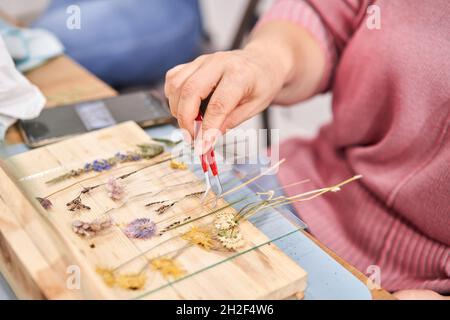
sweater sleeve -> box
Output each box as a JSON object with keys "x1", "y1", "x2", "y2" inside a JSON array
[{"x1": 256, "y1": 0, "x2": 372, "y2": 93}]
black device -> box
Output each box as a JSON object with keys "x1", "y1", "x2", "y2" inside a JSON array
[{"x1": 19, "y1": 90, "x2": 173, "y2": 147}]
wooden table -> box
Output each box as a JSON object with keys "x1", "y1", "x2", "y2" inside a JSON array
[
  {"x1": 2, "y1": 55, "x2": 393, "y2": 300},
  {"x1": 4, "y1": 56, "x2": 117, "y2": 144}
]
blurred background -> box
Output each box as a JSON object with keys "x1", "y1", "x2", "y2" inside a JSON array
[{"x1": 0, "y1": 0, "x2": 331, "y2": 141}]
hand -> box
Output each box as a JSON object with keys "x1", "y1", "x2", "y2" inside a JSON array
[
  {"x1": 394, "y1": 289, "x2": 450, "y2": 300},
  {"x1": 164, "y1": 45, "x2": 288, "y2": 150},
  {"x1": 164, "y1": 21, "x2": 326, "y2": 151}
]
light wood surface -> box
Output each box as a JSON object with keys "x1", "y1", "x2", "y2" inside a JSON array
[
  {"x1": 0, "y1": 122, "x2": 307, "y2": 299},
  {"x1": 4, "y1": 56, "x2": 117, "y2": 144}
]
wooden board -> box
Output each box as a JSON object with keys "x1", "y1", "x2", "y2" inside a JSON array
[{"x1": 0, "y1": 122, "x2": 307, "y2": 299}]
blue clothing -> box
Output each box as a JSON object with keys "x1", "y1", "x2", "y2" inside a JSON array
[{"x1": 33, "y1": 0, "x2": 203, "y2": 87}]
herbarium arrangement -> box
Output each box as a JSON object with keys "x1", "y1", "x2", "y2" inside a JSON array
[{"x1": 33, "y1": 141, "x2": 362, "y2": 293}]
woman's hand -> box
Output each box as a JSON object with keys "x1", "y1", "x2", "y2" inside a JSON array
[
  {"x1": 164, "y1": 21, "x2": 326, "y2": 150},
  {"x1": 165, "y1": 45, "x2": 286, "y2": 144}
]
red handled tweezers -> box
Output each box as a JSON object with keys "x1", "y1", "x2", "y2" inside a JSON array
[{"x1": 195, "y1": 98, "x2": 223, "y2": 205}]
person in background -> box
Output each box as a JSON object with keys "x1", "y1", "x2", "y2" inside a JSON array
[
  {"x1": 33, "y1": 0, "x2": 203, "y2": 88},
  {"x1": 165, "y1": 0, "x2": 450, "y2": 299}
]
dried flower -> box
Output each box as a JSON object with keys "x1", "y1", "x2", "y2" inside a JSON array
[
  {"x1": 96, "y1": 267, "x2": 116, "y2": 287},
  {"x1": 106, "y1": 176, "x2": 125, "y2": 200},
  {"x1": 145, "y1": 200, "x2": 167, "y2": 207},
  {"x1": 214, "y1": 212, "x2": 237, "y2": 231},
  {"x1": 170, "y1": 160, "x2": 188, "y2": 170},
  {"x1": 182, "y1": 226, "x2": 215, "y2": 250},
  {"x1": 96, "y1": 267, "x2": 147, "y2": 290},
  {"x1": 116, "y1": 273, "x2": 147, "y2": 291},
  {"x1": 66, "y1": 195, "x2": 91, "y2": 211},
  {"x1": 151, "y1": 257, "x2": 185, "y2": 279},
  {"x1": 72, "y1": 217, "x2": 113, "y2": 237},
  {"x1": 217, "y1": 228, "x2": 245, "y2": 250},
  {"x1": 36, "y1": 197, "x2": 52, "y2": 210},
  {"x1": 123, "y1": 218, "x2": 157, "y2": 240},
  {"x1": 137, "y1": 143, "x2": 164, "y2": 159},
  {"x1": 45, "y1": 144, "x2": 164, "y2": 184},
  {"x1": 158, "y1": 216, "x2": 191, "y2": 236},
  {"x1": 155, "y1": 203, "x2": 175, "y2": 215}
]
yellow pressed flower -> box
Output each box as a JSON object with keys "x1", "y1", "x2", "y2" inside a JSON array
[
  {"x1": 96, "y1": 266, "x2": 147, "y2": 290},
  {"x1": 96, "y1": 267, "x2": 116, "y2": 287},
  {"x1": 170, "y1": 160, "x2": 188, "y2": 170},
  {"x1": 116, "y1": 273, "x2": 147, "y2": 291},
  {"x1": 182, "y1": 226, "x2": 214, "y2": 250},
  {"x1": 151, "y1": 257, "x2": 186, "y2": 279}
]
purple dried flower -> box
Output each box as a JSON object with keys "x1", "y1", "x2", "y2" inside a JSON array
[
  {"x1": 36, "y1": 197, "x2": 52, "y2": 210},
  {"x1": 115, "y1": 152, "x2": 127, "y2": 161},
  {"x1": 93, "y1": 159, "x2": 108, "y2": 172},
  {"x1": 131, "y1": 154, "x2": 141, "y2": 161},
  {"x1": 123, "y1": 218, "x2": 156, "y2": 240},
  {"x1": 106, "y1": 176, "x2": 125, "y2": 200}
]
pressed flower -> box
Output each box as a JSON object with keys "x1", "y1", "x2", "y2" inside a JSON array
[
  {"x1": 145, "y1": 200, "x2": 167, "y2": 207},
  {"x1": 137, "y1": 143, "x2": 164, "y2": 159},
  {"x1": 217, "y1": 227, "x2": 245, "y2": 250},
  {"x1": 96, "y1": 267, "x2": 116, "y2": 287},
  {"x1": 105, "y1": 176, "x2": 125, "y2": 200},
  {"x1": 96, "y1": 267, "x2": 146, "y2": 290},
  {"x1": 116, "y1": 273, "x2": 147, "y2": 290},
  {"x1": 213, "y1": 212, "x2": 237, "y2": 231},
  {"x1": 72, "y1": 217, "x2": 113, "y2": 237},
  {"x1": 170, "y1": 160, "x2": 188, "y2": 170},
  {"x1": 66, "y1": 196, "x2": 91, "y2": 211},
  {"x1": 158, "y1": 216, "x2": 192, "y2": 236},
  {"x1": 182, "y1": 226, "x2": 215, "y2": 250},
  {"x1": 151, "y1": 257, "x2": 186, "y2": 279},
  {"x1": 36, "y1": 197, "x2": 52, "y2": 210},
  {"x1": 123, "y1": 218, "x2": 157, "y2": 240},
  {"x1": 45, "y1": 144, "x2": 164, "y2": 184},
  {"x1": 155, "y1": 203, "x2": 175, "y2": 215}
]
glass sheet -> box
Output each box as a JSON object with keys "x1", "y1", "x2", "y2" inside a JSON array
[{"x1": 4, "y1": 145, "x2": 307, "y2": 299}]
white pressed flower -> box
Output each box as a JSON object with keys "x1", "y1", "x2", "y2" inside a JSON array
[{"x1": 214, "y1": 212, "x2": 237, "y2": 231}]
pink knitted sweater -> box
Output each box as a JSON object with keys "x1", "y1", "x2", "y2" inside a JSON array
[{"x1": 259, "y1": 0, "x2": 449, "y2": 292}]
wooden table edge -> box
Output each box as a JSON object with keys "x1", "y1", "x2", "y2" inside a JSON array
[{"x1": 302, "y1": 230, "x2": 394, "y2": 300}]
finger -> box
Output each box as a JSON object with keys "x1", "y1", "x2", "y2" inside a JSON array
[
  {"x1": 201, "y1": 74, "x2": 247, "y2": 151},
  {"x1": 176, "y1": 58, "x2": 227, "y2": 137},
  {"x1": 164, "y1": 56, "x2": 206, "y2": 118},
  {"x1": 220, "y1": 100, "x2": 257, "y2": 132}
]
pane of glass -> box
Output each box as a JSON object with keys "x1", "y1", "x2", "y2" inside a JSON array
[{"x1": 3, "y1": 145, "x2": 307, "y2": 299}]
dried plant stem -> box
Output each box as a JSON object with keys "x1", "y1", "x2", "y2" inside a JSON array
[
  {"x1": 220, "y1": 159, "x2": 286, "y2": 198},
  {"x1": 40, "y1": 138, "x2": 249, "y2": 201},
  {"x1": 237, "y1": 175, "x2": 363, "y2": 221},
  {"x1": 41, "y1": 154, "x2": 172, "y2": 200},
  {"x1": 159, "y1": 198, "x2": 245, "y2": 234},
  {"x1": 91, "y1": 180, "x2": 202, "y2": 219}
]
